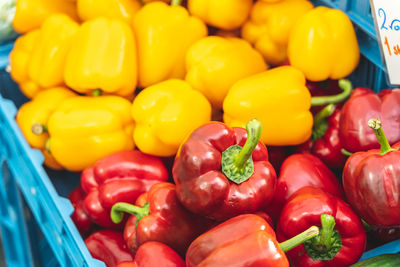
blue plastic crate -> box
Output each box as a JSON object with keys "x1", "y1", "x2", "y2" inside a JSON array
[
  {"x1": 0, "y1": 74, "x2": 105, "y2": 266},
  {"x1": 1, "y1": 1, "x2": 400, "y2": 265}
]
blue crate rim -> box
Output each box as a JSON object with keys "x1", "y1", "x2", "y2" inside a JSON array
[{"x1": 0, "y1": 96, "x2": 105, "y2": 267}]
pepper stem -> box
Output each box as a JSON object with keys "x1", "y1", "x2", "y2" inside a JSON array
[
  {"x1": 31, "y1": 123, "x2": 48, "y2": 135},
  {"x1": 45, "y1": 139, "x2": 51, "y2": 153},
  {"x1": 304, "y1": 214, "x2": 342, "y2": 260},
  {"x1": 311, "y1": 79, "x2": 353, "y2": 106},
  {"x1": 341, "y1": 149, "x2": 353, "y2": 157},
  {"x1": 279, "y1": 226, "x2": 320, "y2": 252},
  {"x1": 235, "y1": 119, "x2": 262, "y2": 169},
  {"x1": 92, "y1": 89, "x2": 102, "y2": 97},
  {"x1": 171, "y1": 0, "x2": 182, "y2": 5},
  {"x1": 319, "y1": 214, "x2": 335, "y2": 250},
  {"x1": 368, "y1": 119, "x2": 398, "y2": 155},
  {"x1": 221, "y1": 119, "x2": 262, "y2": 184},
  {"x1": 312, "y1": 104, "x2": 335, "y2": 140},
  {"x1": 110, "y1": 202, "x2": 150, "y2": 227}
]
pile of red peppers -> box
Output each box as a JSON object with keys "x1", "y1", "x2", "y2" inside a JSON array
[{"x1": 66, "y1": 80, "x2": 400, "y2": 267}]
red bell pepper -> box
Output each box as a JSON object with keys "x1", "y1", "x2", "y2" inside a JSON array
[
  {"x1": 343, "y1": 119, "x2": 400, "y2": 227},
  {"x1": 186, "y1": 214, "x2": 319, "y2": 267},
  {"x1": 69, "y1": 186, "x2": 92, "y2": 236},
  {"x1": 81, "y1": 150, "x2": 169, "y2": 228},
  {"x1": 85, "y1": 230, "x2": 134, "y2": 267},
  {"x1": 265, "y1": 153, "x2": 344, "y2": 221},
  {"x1": 172, "y1": 119, "x2": 276, "y2": 221},
  {"x1": 295, "y1": 104, "x2": 348, "y2": 169},
  {"x1": 116, "y1": 242, "x2": 185, "y2": 267},
  {"x1": 110, "y1": 182, "x2": 213, "y2": 256},
  {"x1": 276, "y1": 187, "x2": 366, "y2": 267},
  {"x1": 339, "y1": 87, "x2": 400, "y2": 152}
]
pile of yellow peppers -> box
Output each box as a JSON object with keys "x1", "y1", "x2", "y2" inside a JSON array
[{"x1": 11, "y1": 0, "x2": 360, "y2": 171}]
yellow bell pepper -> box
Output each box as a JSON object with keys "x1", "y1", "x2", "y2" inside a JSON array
[
  {"x1": 242, "y1": 0, "x2": 313, "y2": 66},
  {"x1": 28, "y1": 14, "x2": 79, "y2": 89},
  {"x1": 134, "y1": 1, "x2": 207, "y2": 88},
  {"x1": 16, "y1": 87, "x2": 77, "y2": 169},
  {"x1": 185, "y1": 36, "x2": 267, "y2": 109},
  {"x1": 287, "y1": 6, "x2": 360, "y2": 81},
  {"x1": 187, "y1": 0, "x2": 252, "y2": 30},
  {"x1": 132, "y1": 79, "x2": 212, "y2": 157},
  {"x1": 9, "y1": 30, "x2": 42, "y2": 99},
  {"x1": 48, "y1": 95, "x2": 135, "y2": 171},
  {"x1": 13, "y1": 0, "x2": 79, "y2": 33},
  {"x1": 64, "y1": 17, "x2": 137, "y2": 96},
  {"x1": 77, "y1": 0, "x2": 142, "y2": 24},
  {"x1": 223, "y1": 66, "x2": 313, "y2": 146}
]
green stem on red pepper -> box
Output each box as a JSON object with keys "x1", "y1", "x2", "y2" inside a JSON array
[
  {"x1": 279, "y1": 226, "x2": 320, "y2": 252},
  {"x1": 304, "y1": 214, "x2": 342, "y2": 260},
  {"x1": 368, "y1": 119, "x2": 398, "y2": 155},
  {"x1": 341, "y1": 149, "x2": 353, "y2": 157},
  {"x1": 110, "y1": 202, "x2": 150, "y2": 228},
  {"x1": 312, "y1": 104, "x2": 336, "y2": 141},
  {"x1": 170, "y1": 0, "x2": 182, "y2": 6},
  {"x1": 221, "y1": 119, "x2": 262, "y2": 184},
  {"x1": 311, "y1": 79, "x2": 353, "y2": 107}
]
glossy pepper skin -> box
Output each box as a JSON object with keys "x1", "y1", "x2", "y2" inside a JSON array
[
  {"x1": 116, "y1": 242, "x2": 185, "y2": 267},
  {"x1": 242, "y1": 0, "x2": 313, "y2": 66},
  {"x1": 173, "y1": 119, "x2": 276, "y2": 221},
  {"x1": 296, "y1": 105, "x2": 348, "y2": 169},
  {"x1": 110, "y1": 182, "x2": 212, "y2": 255},
  {"x1": 28, "y1": 14, "x2": 79, "y2": 89},
  {"x1": 9, "y1": 30, "x2": 42, "y2": 99},
  {"x1": 85, "y1": 230, "x2": 134, "y2": 267},
  {"x1": 134, "y1": 1, "x2": 207, "y2": 88},
  {"x1": 288, "y1": 6, "x2": 359, "y2": 81},
  {"x1": 339, "y1": 88, "x2": 400, "y2": 153},
  {"x1": 265, "y1": 153, "x2": 344, "y2": 221},
  {"x1": 81, "y1": 150, "x2": 169, "y2": 228},
  {"x1": 13, "y1": 0, "x2": 78, "y2": 33},
  {"x1": 132, "y1": 79, "x2": 212, "y2": 157},
  {"x1": 77, "y1": 0, "x2": 141, "y2": 24},
  {"x1": 186, "y1": 214, "x2": 289, "y2": 267},
  {"x1": 16, "y1": 87, "x2": 77, "y2": 169},
  {"x1": 277, "y1": 187, "x2": 366, "y2": 267},
  {"x1": 185, "y1": 36, "x2": 267, "y2": 109},
  {"x1": 69, "y1": 186, "x2": 92, "y2": 236},
  {"x1": 276, "y1": 187, "x2": 366, "y2": 267},
  {"x1": 64, "y1": 17, "x2": 137, "y2": 97},
  {"x1": 343, "y1": 119, "x2": 400, "y2": 227},
  {"x1": 188, "y1": 0, "x2": 252, "y2": 30},
  {"x1": 224, "y1": 66, "x2": 313, "y2": 146},
  {"x1": 47, "y1": 95, "x2": 135, "y2": 171}
]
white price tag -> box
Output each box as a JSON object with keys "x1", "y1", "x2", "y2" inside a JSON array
[{"x1": 371, "y1": 0, "x2": 400, "y2": 85}]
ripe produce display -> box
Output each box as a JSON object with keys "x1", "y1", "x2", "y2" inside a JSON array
[
  {"x1": 80, "y1": 150, "x2": 169, "y2": 228},
  {"x1": 343, "y1": 119, "x2": 400, "y2": 227},
  {"x1": 3, "y1": 0, "x2": 400, "y2": 266},
  {"x1": 277, "y1": 187, "x2": 366, "y2": 267}
]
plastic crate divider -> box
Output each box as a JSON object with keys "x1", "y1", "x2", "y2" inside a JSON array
[
  {"x1": 360, "y1": 238, "x2": 400, "y2": 261},
  {"x1": 0, "y1": 157, "x2": 34, "y2": 267}
]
